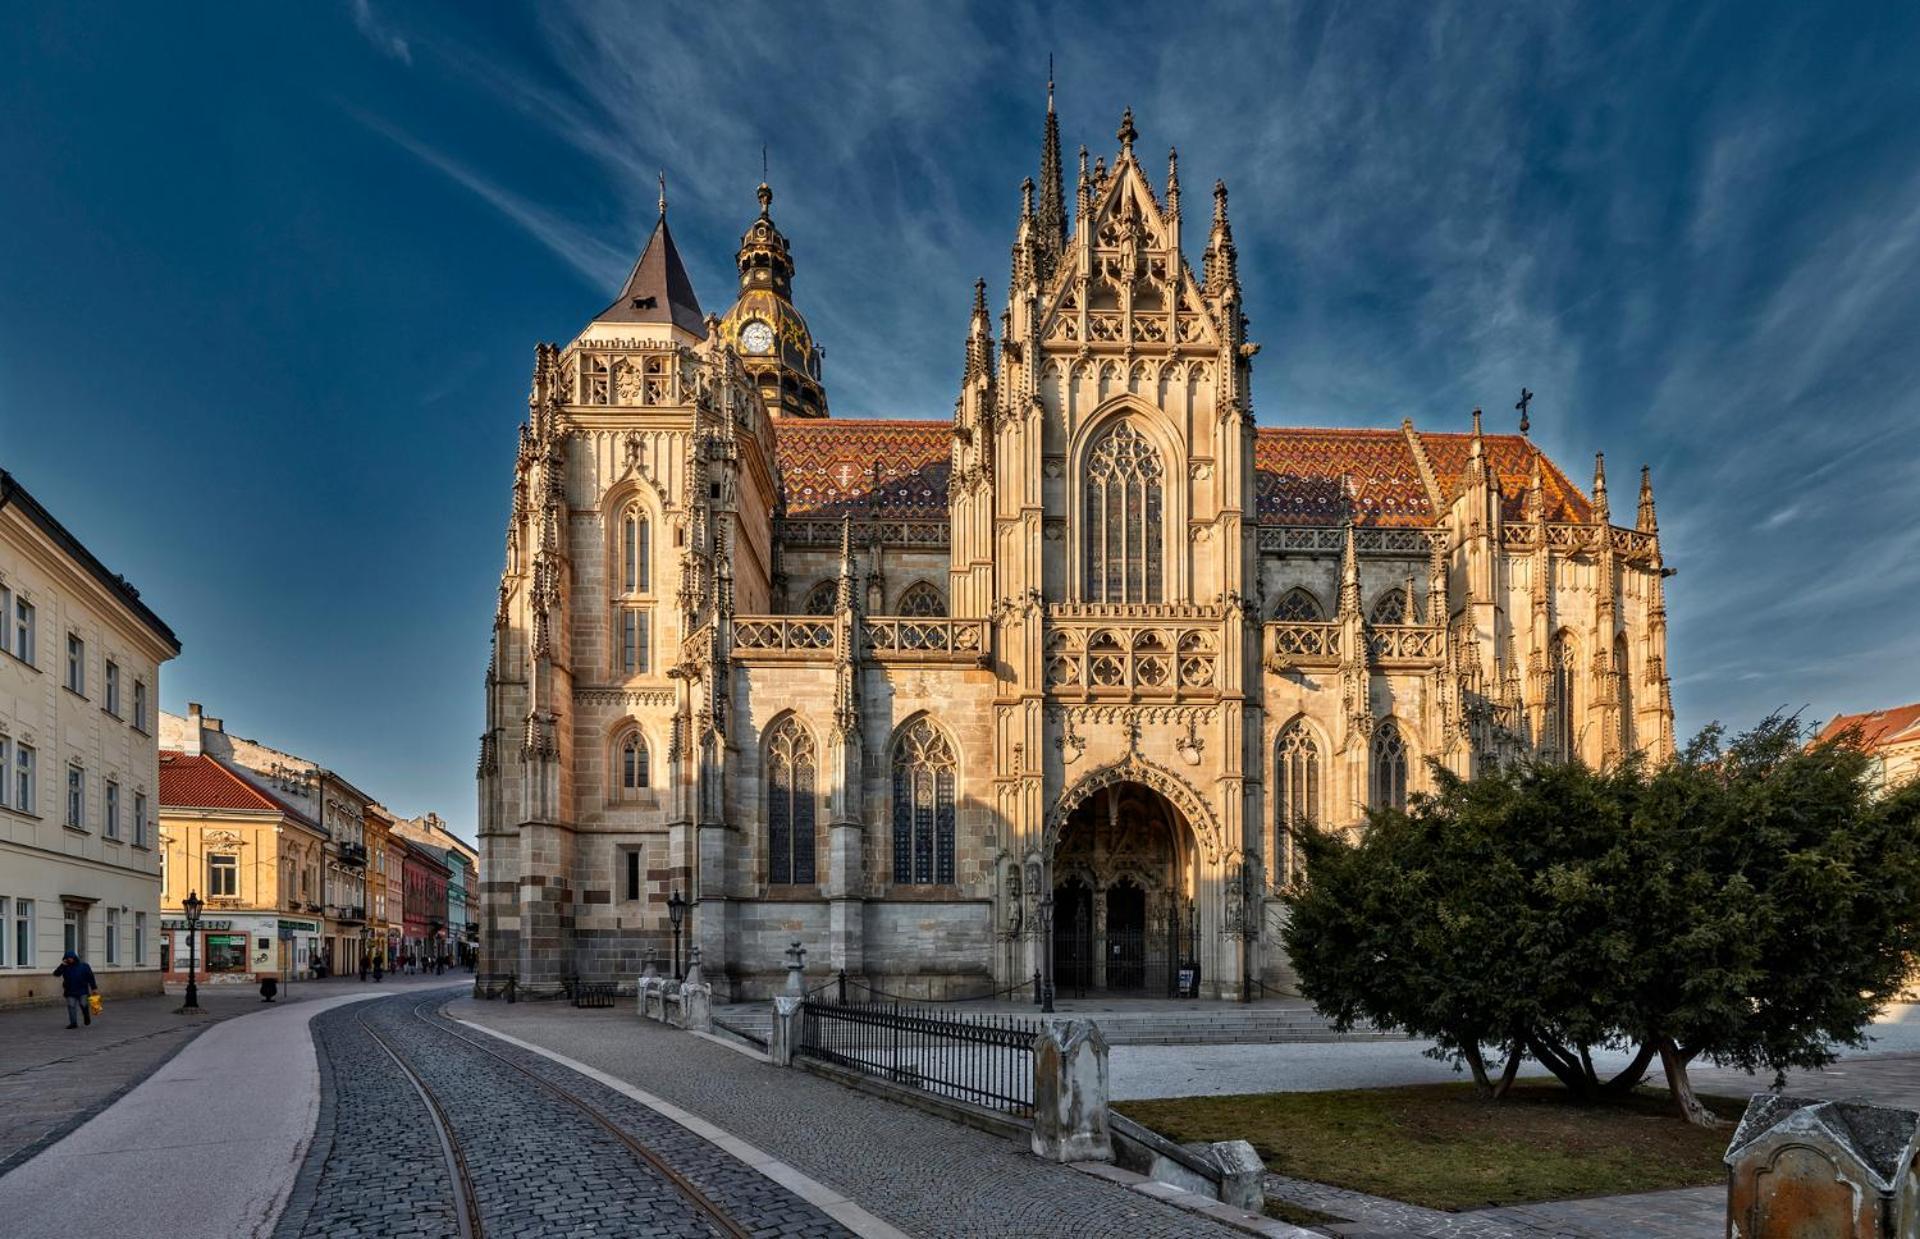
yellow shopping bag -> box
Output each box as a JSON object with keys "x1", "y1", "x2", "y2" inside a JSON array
[{"x1": 88, "y1": 993, "x2": 102, "y2": 1016}]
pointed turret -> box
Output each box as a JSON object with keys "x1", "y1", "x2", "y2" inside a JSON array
[
  {"x1": 1166, "y1": 147, "x2": 1181, "y2": 221},
  {"x1": 1076, "y1": 145, "x2": 1092, "y2": 223},
  {"x1": 1204, "y1": 180, "x2": 1239, "y2": 295},
  {"x1": 1034, "y1": 68, "x2": 1066, "y2": 276},
  {"x1": 1116, "y1": 106, "x2": 1138, "y2": 161},
  {"x1": 1591, "y1": 453, "x2": 1610, "y2": 525},
  {"x1": 593, "y1": 188, "x2": 706, "y2": 336},
  {"x1": 1338, "y1": 521, "x2": 1362, "y2": 618},
  {"x1": 1638, "y1": 466, "x2": 1659, "y2": 534},
  {"x1": 965, "y1": 277, "x2": 993, "y2": 382}
]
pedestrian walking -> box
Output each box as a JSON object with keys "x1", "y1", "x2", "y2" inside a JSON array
[
  {"x1": 371, "y1": 956, "x2": 384, "y2": 982},
  {"x1": 358, "y1": 954, "x2": 369, "y2": 983},
  {"x1": 54, "y1": 951, "x2": 97, "y2": 1029}
]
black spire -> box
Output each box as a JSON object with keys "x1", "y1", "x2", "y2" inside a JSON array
[{"x1": 594, "y1": 200, "x2": 705, "y2": 335}]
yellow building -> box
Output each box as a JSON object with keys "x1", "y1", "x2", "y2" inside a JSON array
[
  {"x1": 157, "y1": 750, "x2": 324, "y2": 983},
  {"x1": 366, "y1": 803, "x2": 401, "y2": 968}
]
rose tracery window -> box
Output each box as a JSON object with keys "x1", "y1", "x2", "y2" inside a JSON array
[
  {"x1": 1082, "y1": 421, "x2": 1165, "y2": 604},
  {"x1": 1274, "y1": 721, "x2": 1320, "y2": 886},
  {"x1": 801, "y1": 582, "x2": 837, "y2": 616},
  {"x1": 1369, "y1": 588, "x2": 1412, "y2": 625},
  {"x1": 891, "y1": 717, "x2": 956, "y2": 885},
  {"x1": 1370, "y1": 720, "x2": 1408, "y2": 811},
  {"x1": 896, "y1": 582, "x2": 945, "y2": 617},
  {"x1": 765, "y1": 717, "x2": 817, "y2": 886}
]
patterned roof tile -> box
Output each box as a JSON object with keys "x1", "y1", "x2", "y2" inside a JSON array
[{"x1": 775, "y1": 419, "x2": 952, "y2": 518}]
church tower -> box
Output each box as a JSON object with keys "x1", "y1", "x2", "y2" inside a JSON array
[{"x1": 716, "y1": 181, "x2": 829, "y2": 419}]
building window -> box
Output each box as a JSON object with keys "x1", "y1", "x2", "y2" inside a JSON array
[
  {"x1": 134, "y1": 791, "x2": 148, "y2": 847},
  {"x1": 764, "y1": 716, "x2": 817, "y2": 886},
  {"x1": 624, "y1": 850, "x2": 641, "y2": 902},
  {"x1": 1550, "y1": 631, "x2": 1578, "y2": 761},
  {"x1": 621, "y1": 511, "x2": 652, "y2": 594},
  {"x1": 208, "y1": 853, "x2": 238, "y2": 898},
  {"x1": 14, "y1": 598, "x2": 34, "y2": 665},
  {"x1": 206, "y1": 934, "x2": 248, "y2": 972},
  {"x1": 890, "y1": 717, "x2": 956, "y2": 885},
  {"x1": 105, "y1": 907, "x2": 120, "y2": 965},
  {"x1": 66, "y1": 765, "x2": 85, "y2": 829},
  {"x1": 801, "y1": 582, "x2": 836, "y2": 616},
  {"x1": 13, "y1": 899, "x2": 32, "y2": 966},
  {"x1": 1275, "y1": 721, "x2": 1321, "y2": 886},
  {"x1": 1369, "y1": 588, "x2": 1412, "y2": 625},
  {"x1": 134, "y1": 911, "x2": 146, "y2": 965},
  {"x1": 16, "y1": 744, "x2": 35, "y2": 814},
  {"x1": 63, "y1": 906, "x2": 82, "y2": 957},
  {"x1": 105, "y1": 780, "x2": 120, "y2": 840},
  {"x1": 1083, "y1": 420, "x2": 1165, "y2": 604},
  {"x1": 896, "y1": 583, "x2": 946, "y2": 617},
  {"x1": 132, "y1": 679, "x2": 147, "y2": 731},
  {"x1": 620, "y1": 609, "x2": 650, "y2": 675},
  {"x1": 0, "y1": 736, "x2": 9, "y2": 809},
  {"x1": 0, "y1": 897, "x2": 7, "y2": 965},
  {"x1": 0, "y1": 585, "x2": 8, "y2": 656},
  {"x1": 1273, "y1": 588, "x2": 1324, "y2": 622},
  {"x1": 1370, "y1": 720, "x2": 1409, "y2": 812},
  {"x1": 105, "y1": 661, "x2": 120, "y2": 716},
  {"x1": 66, "y1": 633, "x2": 85, "y2": 695},
  {"x1": 619, "y1": 731, "x2": 650, "y2": 793}
]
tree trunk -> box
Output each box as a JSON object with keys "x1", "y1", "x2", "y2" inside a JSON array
[
  {"x1": 1605, "y1": 1042, "x2": 1657, "y2": 1093},
  {"x1": 1526, "y1": 1034, "x2": 1591, "y2": 1096},
  {"x1": 1461, "y1": 1040, "x2": 1493, "y2": 1097},
  {"x1": 1578, "y1": 1043, "x2": 1601, "y2": 1091},
  {"x1": 1657, "y1": 1035, "x2": 1725, "y2": 1128},
  {"x1": 1492, "y1": 1038, "x2": 1524, "y2": 1100}
]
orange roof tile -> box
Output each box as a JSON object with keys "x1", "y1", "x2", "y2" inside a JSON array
[
  {"x1": 775, "y1": 419, "x2": 951, "y2": 518},
  {"x1": 1817, "y1": 703, "x2": 1920, "y2": 750},
  {"x1": 159, "y1": 751, "x2": 286, "y2": 812},
  {"x1": 1419, "y1": 432, "x2": 1592, "y2": 524},
  {"x1": 1252, "y1": 428, "x2": 1434, "y2": 527}
]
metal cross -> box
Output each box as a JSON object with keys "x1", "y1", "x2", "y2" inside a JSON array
[{"x1": 1515, "y1": 387, "x2": 1533, "y2": 436}]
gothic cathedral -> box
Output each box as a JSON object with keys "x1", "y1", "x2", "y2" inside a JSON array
[{"x1": 478, "y1": 97, "x2": 1676, "y2": 1000}]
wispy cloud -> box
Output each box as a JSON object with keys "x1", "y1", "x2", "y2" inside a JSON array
[{"x1": 349, "y1": 0, "x2": 411, "y2": 66}]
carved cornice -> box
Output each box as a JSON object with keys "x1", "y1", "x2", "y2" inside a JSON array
[{"x1": 574, "y1": 688, "x2": 676, "y2": 709}]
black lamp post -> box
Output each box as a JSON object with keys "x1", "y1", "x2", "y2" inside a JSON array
[
  {"x1": 666, "y1": 890, "x2": 687, "y2": 981},
  {"x1": 1038, "y1": 891, "x2": 1056, "y2": 1014},
  {"x1": 180, "y1": 889, "x2": 203, "y2": 1012}
]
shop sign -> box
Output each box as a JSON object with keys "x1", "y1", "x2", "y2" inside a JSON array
[
  {"x1": 277, "y1": 919, "x2": 319, "y2": 933},
  {"x1": 162, "y1": 918, "x2": 233, "y2": 931}
]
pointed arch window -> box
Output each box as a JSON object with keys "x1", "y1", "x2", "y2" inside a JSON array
[
  {"x1": 1273, "y1": 588, "x2": 1324, "y2": 622},
  {"x1": 621, "y1": 511, "x2": 652, "y2": 594},
  {"x1": 1550, "y1": 631, "x2": 1579, "y2": 761},
  {"x1": 617, "y1": 731, "x2": 650, "y2": 795},
  {"x1": 1615, "y1": 634, "x2": 1635, "y2": 755},
  {"x1": 896, "y1": 582, "x2": 946, "y2": 617},
  {"x1": 1369, "y1": 588, "x2": 1412, "y2": 625},
  {"x1": 1370, "y1": 720, "x2": 1408, "y2": 812},
  {"x1": 891, "y1": 717, "x2": 956, "y2": 885},
  {"x1": 765, "y1": 717, "x2": 817, "y2": 886},
  {"x1": 1274, "y1": 722, "x2": 1320, "y2": 886},
  {"x1": 801, "y1": 582, "x2": 837, "y2": 616},
  {"x1": 1083, "y1": 421, "x2": 1165, "y2": 604}
]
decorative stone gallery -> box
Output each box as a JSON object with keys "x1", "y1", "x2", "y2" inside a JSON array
[{"x1": 478, "y1": 91, "x2": 1676, "y2": 1001}]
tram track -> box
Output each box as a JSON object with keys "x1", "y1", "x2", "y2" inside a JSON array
[
  {"x1": 396, "y1": 992, "x2": 755, "y2": 1239},
  {"x1": 353, "y1": 1004, "x2": 483, "y2": 1239}
]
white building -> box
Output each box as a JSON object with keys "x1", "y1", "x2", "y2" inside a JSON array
[{"x1": 0, "y1": 471, "x2": 180, "y2": 1006}]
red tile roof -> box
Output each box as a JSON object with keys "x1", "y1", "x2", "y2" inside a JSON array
[
  {"x1": 775, "y1": 419, "x2": 952, "y2": 518},
  {"x1": 1817, "y1": 703, "x2": 1920, "y2": 750},
  {"x1": 159, "y1": 751, "x2": 286, "y2": 812},
  {"x1": 771, "y1": 418, "x2": 1594, "y2": 527}
]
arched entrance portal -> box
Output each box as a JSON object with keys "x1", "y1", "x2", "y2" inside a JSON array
[{"x1": 1051, "y1": 782, "x2": 1201, "y2": 997}]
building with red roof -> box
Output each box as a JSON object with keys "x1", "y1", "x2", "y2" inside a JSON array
[
  {"x1": 1817, "y1": 703, "x2": 1920, "y2": 791},
  {"x1": 479, "y1": 99, "x2": 1677, "y2": 1002}
]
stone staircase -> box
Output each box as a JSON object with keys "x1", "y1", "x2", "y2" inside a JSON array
[{"x1": 709, "y1": 1000, "x2": 1403, "y2": 1047}]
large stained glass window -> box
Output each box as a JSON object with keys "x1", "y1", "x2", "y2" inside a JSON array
[
  {"x1": 891, "y1": 717, "x2": 957, "y2": 885},
  {"x1": 1083, "y1": 422, "x2": 1165, "y2": 604}
]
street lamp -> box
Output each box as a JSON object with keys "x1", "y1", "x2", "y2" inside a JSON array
[
  {"x1": 180, "y1": 889, "x2": 203, "y2": 1013},
  {"x1": 666, "y1": 890, "x2": 687, "y2": 981},
  {"x1": 1038, "y1": 891, "x2": 1056, "y2": 1014}
]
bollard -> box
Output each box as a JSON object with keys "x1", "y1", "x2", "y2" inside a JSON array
[
  {"x1": 1724, "y1": 1094, "x2": 1920, "y2": 1238},
  {"x1": 1207, "y1": 1140, "x2": 1266, "y2": 1211},
  {"x1": 1031, "y1": 1019, "x2": 1113, "y2": 1163},
  {"x1": 768, "y1": 994, "x2": 803, "y2": 1067}
]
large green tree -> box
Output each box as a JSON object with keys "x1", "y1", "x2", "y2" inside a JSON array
[{"x1": 1282, "y1": 716, "x2": 1920, "y2": 1126}]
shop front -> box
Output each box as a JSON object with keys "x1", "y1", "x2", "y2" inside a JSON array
[{"x1": 163, "y1": 914, "x2": 321, "y2": 983}]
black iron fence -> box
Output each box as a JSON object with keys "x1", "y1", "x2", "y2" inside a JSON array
[
  {"x1": 1054, "y1": 901, "x2": 1201, "y2": 999},
  {"x1": 797, "y1": 999, "x2": 1038, "y2": 1116}
]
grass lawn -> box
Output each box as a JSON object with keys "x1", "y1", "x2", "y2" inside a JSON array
[{"x1": 1117, "y1": 1081, "x2": 1745, "y2": 1212}]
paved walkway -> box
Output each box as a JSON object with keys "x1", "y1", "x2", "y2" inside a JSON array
[
  {"x1": 0, "y1": 984, "x2": 430, "y2": 1239},
  {"x1": 453, "y1": 998, "x2": 1254, "y2": 1237},
  {"x1": 0, "y1": 975, "x2": 446, "y2": 1172}
]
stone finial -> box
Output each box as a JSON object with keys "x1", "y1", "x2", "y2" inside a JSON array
[
  {"x1": 1116, "y1": 106, "x2": 1137, "y2": 157},
  {"x1": 781, "y1": 940, "x2": 808, "y2": 998},
  {"x1": 1638, "y1": 465, "x2": 1659, "y2": 535}
]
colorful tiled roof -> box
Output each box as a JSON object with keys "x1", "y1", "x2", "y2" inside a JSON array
[
  {"x1": 771, "y1": 417, "x2": 1593, "y2": 527},
  {"x1": 1817, "y1": 703, "x2": 1920, "y2": 750},
  {"x1": 159, "y1": 751, "x2": 285, "y2": 812},
  {"x1": 775, "y1": 419, "x2": 952, "y2": 518}
]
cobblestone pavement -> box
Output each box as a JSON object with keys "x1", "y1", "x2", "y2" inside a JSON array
[
  {"x1": 0, "y1": 976, "x2": 445, "y2": 1173},
  {"x1": 452, "y1": 999, "x2": 1253, "y2": 1238},
  {"x1": 278, "y1": 990, "x2": 847, "y2": 1238}
]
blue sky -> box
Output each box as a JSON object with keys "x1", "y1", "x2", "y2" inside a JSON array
[{"x1": 4, "y1": 3, "x2": 1918, "y2": 840}]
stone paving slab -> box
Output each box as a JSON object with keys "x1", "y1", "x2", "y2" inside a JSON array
[{"x1": 454, "y1": 997, "x2": 1252, "y2": 1238}]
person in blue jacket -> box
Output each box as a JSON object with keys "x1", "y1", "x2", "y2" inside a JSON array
[{"x1": 54, "y1": 951, "x2": 97, "y2": 1029}]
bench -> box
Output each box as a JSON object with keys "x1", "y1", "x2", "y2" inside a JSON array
[{"x1": 572, "y1": 981, "x2": 617, "y2": 1009}]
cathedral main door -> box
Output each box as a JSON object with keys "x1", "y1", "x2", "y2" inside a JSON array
[{"x1": 1051, "y1": 782, "x2": 1200, "y2": 998}]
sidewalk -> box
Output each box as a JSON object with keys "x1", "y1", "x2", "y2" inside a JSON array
[
  {"x1": 0, "y1": 983, "x2": 461, "y2": 1239},
  {"x1": 0, "y1": 974, "x2": 453, "y2": 1173}
]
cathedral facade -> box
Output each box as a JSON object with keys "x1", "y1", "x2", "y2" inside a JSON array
[{"x1": 478, "y1": 100, "x2": 1676, "y2": 1001}]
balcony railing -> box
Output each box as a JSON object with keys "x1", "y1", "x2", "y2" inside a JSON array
[
  {"x1": 337, "y1": 842, "x2": 368, "y2": 867},
  {"x1": 729, "y1": 616, "x2": 988, "y2": 666},
  {"x1": 1044, "y1": 621, "x2": 1220, "y2": 698},
  {"x1": 1366, "y1": 625, "x2": 1444, "y2": 667}
]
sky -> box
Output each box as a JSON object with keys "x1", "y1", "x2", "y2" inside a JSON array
[{"x1": 3, "y1": 2, "x2": 1918, "y2": 841}]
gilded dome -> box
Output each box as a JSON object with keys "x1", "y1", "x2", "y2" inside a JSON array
[{"x1": 718, "y1": 182, "x2": 828, "y2": 419}]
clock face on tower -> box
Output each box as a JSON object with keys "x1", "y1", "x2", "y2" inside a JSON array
[{"x1": 740, "y1": 320, "x2": 775, "y2": 355}]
